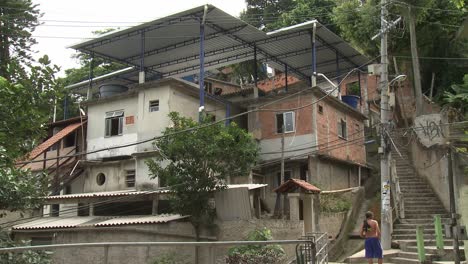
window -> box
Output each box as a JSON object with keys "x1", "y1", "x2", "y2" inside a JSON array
[
  {"x1": 149, "y1": 100, "x2": 159, "y2": 112},
  {"x1": 105, "y1": 110, "x2": 123, "y2": 137},
  {"x1": 318, "y1": 105, "x2": 323, "y2": 114},
  {"x1": 126, "y1": 170, "x2": 136, "y2": 188},
  {"x1": 96, "y1": 173, "x2": 106, "y2": 186},
  {"x1": 338, "y1": 118, "x2": 347, "y2": 139},
  {"x1": 63, "y1": 131, "x2": 76, "y2": 147},
  {"x1": 276, "y1": 112, "x2": 295, "y2": 133}
]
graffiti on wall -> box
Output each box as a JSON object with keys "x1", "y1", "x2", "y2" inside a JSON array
[{"x1": 414, "y1": 114, "x2": 448, "y2": 147}]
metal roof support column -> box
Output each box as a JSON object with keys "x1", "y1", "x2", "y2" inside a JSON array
[
  {"x1": 253, "y1": 45, "x2": 259, "y2": 98},
  {"x1": 139, "y1": 31, "x2": 146, "y2": 84},
  {"x1": 285, "y1": 64, "x2": 288, "y2": 92},
  {"x1": 199, "y1": 7, "x2": 208, "y2": 122},
  {"x1": 87, "y1": 52, "x2": 94, "y2": 100},
  {"x1": 335, "y1": 50, "x2": 341, "y2": 98},
  {"x1": 310, "y1": 23, "x2": 317, "y2": 87}
]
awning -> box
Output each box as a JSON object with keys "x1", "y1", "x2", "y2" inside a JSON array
[
  {"x1": 68, "y1": 5, "x2": 369, "y2": 92},
  {"x1": 274, "y1": 179, "x2": 321, "y2": 194}
]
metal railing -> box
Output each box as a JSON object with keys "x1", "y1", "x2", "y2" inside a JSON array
[
  {"x1": 0, "y1": 239, "x2": 316, "y2": 264},
  {"x1": 390, "y1": 157, "x2": 405, "y2": 222},
  {"x1": 299, "y1": 232, "x2": 328, "y2": 264}
]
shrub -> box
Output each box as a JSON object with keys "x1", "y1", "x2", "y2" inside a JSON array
[{"x1": 226, "y1": 228, "x2": 285, "y2": 264}]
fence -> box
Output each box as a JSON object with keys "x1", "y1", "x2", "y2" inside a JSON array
[{"x1": 0, "y1": 239, "x2": 317, "y2": 264}]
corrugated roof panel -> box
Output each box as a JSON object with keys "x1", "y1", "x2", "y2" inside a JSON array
[
  {"x1": 44, "y1": 190, "x2": 168, "y2": 200},
  {"x1": 12, "y1": 217, "x2": 98, "y2": 230},
  {"x1": 95, "y1": 214, "x2": 188, "y2": 227}
]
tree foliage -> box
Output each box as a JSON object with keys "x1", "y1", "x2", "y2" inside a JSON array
[
  {"x1": 146, "y1": 112, "x2": 258, "y2": 237},
  {"x1": 0, "y1": 231, "x2": 51, "y2": 264},
  {"x1": 226, "y1": 228, "x2": 285, "y2": 264},
  {"x1": 0, "y1": 55, "x2": 60, "y2": 212},
  {"x1": 0, "y1": 0, "x2": 40, "y2": 80},
  {"x1": 443, "y1": 74, "x2": 468, "y2": 118}
]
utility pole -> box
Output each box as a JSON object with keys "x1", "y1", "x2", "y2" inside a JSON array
[
  {"x1": 379, "y1": 0, "x2": 392, "y2": 250},
  {"x1": 447, "y1": 147, "x2": 461, "y2": 264},
  {"x1": 274, "y1": 125, "x2": 285, "y2": 218},
  {"x1": 407, "y1": 6, "x2": 423, "y2": 116}
]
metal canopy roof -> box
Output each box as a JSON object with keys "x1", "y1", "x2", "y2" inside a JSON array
[{"x1": 69, "y1": 4, "x2": 369, "y2": 86}]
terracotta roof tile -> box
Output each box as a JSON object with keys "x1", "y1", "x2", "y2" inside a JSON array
[
  {"x1": 273, "y1": 178, "x2": 321, "y2": 194},
  {"x1": 26, "y1": 121, "x2": 85, "y2": 160}
]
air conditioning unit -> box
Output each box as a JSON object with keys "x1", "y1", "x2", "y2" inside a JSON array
[{"x1": 367, "y1": 64, "x2": 382, "y2": 75}]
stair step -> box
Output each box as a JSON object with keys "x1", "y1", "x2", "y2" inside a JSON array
[
  {"x1": 406, "y1": 245, "x2": 465, "y2": 254},
  {"x1": 397, "y1": 251, "x2": 436, "y2": 260},
  {"x1": 390, "y1": 257, "x2": 423, "y2": 263}
]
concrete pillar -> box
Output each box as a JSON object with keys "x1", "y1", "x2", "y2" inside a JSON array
[
  {"x1": 152, "y1": 197, "x2": 159, "y2": 215},
  {"x1": 303, "y1": 193, "x2": 320, "y2": 234},
  {"x1": 89, "y1": 203, "x2": 95, "y2": 216},
  {"x1": 288, "y1": 193, "x2": 301, "y2": 221}
]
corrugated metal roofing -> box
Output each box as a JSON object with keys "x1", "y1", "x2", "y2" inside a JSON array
[
  {"x1": 69, "y1": 5, "x2": 369, "y2": 92},
  {"x1": 12, "y1": 214, "x2": 187, "y2": 230},
  {"x1": 95, "y1": 214, "x2": 187, "y2": 227},
  {"x1": 44, "y1": 190, "x2": 168, "y2": 200},
  {"x1": 12, "y1": 216, "x2": 98, "y2": 230}
]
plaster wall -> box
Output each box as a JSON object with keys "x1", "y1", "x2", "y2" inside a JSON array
[
  {"x1": 86, "y1": 96, "x2": 139, "y2": 160},
  {"x1": 309, "y1": 158, "x2": 360, "y2": 191},
  {"x1": 84, "y1": 160, "x2": 135, "y2": 192}
]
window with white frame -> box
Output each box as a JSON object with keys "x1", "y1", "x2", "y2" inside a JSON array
[
  {"x1": 149, "y1": 100, "x2": 159, "y2": 112},
  {"x1": 337, "y1": 118, "x2": 347, "y2": 139},
  {"x1": 105, "y1": 110, "x2": 124, "y2": 137},
  {"x1": 276, "y1": 111, "x2": 295, "y2": 133},
  {"x1": 125, "y1": 170, "x2": 136, "y2": 188}
]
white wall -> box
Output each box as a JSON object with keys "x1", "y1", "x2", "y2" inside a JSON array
[{"x1": 84, "y1": 81, "x2": 226, "y2": 192}]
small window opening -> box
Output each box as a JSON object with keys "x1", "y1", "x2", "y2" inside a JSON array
[
  {"x1": 126, "y1": 170, "x2": 136, "y2": 188},
  {"x1": 63, "y1": 131, "x2": 76, "y2": 148},
  {"x1": 276, "y1": 112, "x2": 295, "y2": 133},
  {"x1": 338, "y1": 118, "x2": 347, "y2": 139},
  {"x1": 96, "y1": 173, "x2": 106, "y2": 186},
  {"x1": 105, "y1": 111, "x2": 123, "y2": 137},
  {"x1": 318, "y1": 105, "x2": 323, "y2": 114},
  {"x1": 149, "y1": 100, "x2": 159, "y2": 112}
]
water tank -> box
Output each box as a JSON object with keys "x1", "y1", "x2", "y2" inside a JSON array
[{"x1": 99, "y1": 84, "x2": 128, "y2": 98}]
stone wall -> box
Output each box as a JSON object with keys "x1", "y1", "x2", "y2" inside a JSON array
[{"x1": 319, "y1": 212, "x2": 347, "y2": 239}]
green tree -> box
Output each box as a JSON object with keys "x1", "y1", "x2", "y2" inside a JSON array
[
  {"x1": 443, "y1": 74, "x2": 468, "y2": 118},
  {"x1": 146, "y1": 112, "x2": 258, "y2": 263},
  {"x1": 0, "y1": 232, "x2": 51, "y2": 264},
  {"x1": 0, "y1": 55, "x2": 60, "y2": 212},
  {"x1": 0, "y1": 0, "x2": 40, "y2": 80}
]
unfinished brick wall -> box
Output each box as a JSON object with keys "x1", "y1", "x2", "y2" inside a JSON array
[
  {"x1": 315, "y1": 99, "x2": 366, "y2": 165},
  {"x1": 257, "y1": 95, "x2": 314, "y2": 140}
]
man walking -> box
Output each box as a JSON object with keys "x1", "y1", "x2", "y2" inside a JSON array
[{"x1": 361, "y1": 211, "x2": 383, "y2": 264}]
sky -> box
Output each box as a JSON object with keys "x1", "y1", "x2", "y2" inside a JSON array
[{"x1": 32, "y1": 0, "x2": 247, "y2": 75}]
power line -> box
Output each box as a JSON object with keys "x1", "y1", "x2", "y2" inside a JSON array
[{"x1": 393, "y1": 56, "x2": 468, "y2": 60}]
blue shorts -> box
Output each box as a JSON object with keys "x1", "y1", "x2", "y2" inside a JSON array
[{"x1": 365, "y1": 237, "x2": 383, "y2": 259}]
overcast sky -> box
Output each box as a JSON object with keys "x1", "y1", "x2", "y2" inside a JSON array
[{"x1": 32, "y1": 0, "x2": 247, "y2": 75}]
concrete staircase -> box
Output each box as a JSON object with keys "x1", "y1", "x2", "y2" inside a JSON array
[{"x1": 390, "y1": 143, "x2": 465, "y2": 263}]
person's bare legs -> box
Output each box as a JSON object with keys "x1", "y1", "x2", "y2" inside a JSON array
[
  {"x1": 378, "y1": 258, "x2": 383, "y2": 264},
  {"x1": 367, "y1": 258, "x2": 373, "y2": 264}
]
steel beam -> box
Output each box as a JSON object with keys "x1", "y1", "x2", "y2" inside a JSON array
[
  {"x1": 162, "y1": 50, "x2": 254, "y2": 77},
  {"x1": 202, "y1": 20, "x2": 310, "y2": 81},
  {"x1": 315, "y1": 34, "x2": 360, "y2": 68},
  {"x1": 79, "y1": 49, "x2": 162, "y2": 79},
  {"x1": 148, "y1": 43, "x2": 251, "y2": 70},
  {"x1": 125, "y1": 24, "x2": 249, "y2": 62},
  {"x1": 199, "y1": 21, "x2": 206, "y2": 119},
  {"x1": 296, "y1": 55, "x2": 361, "y2": 71}
]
